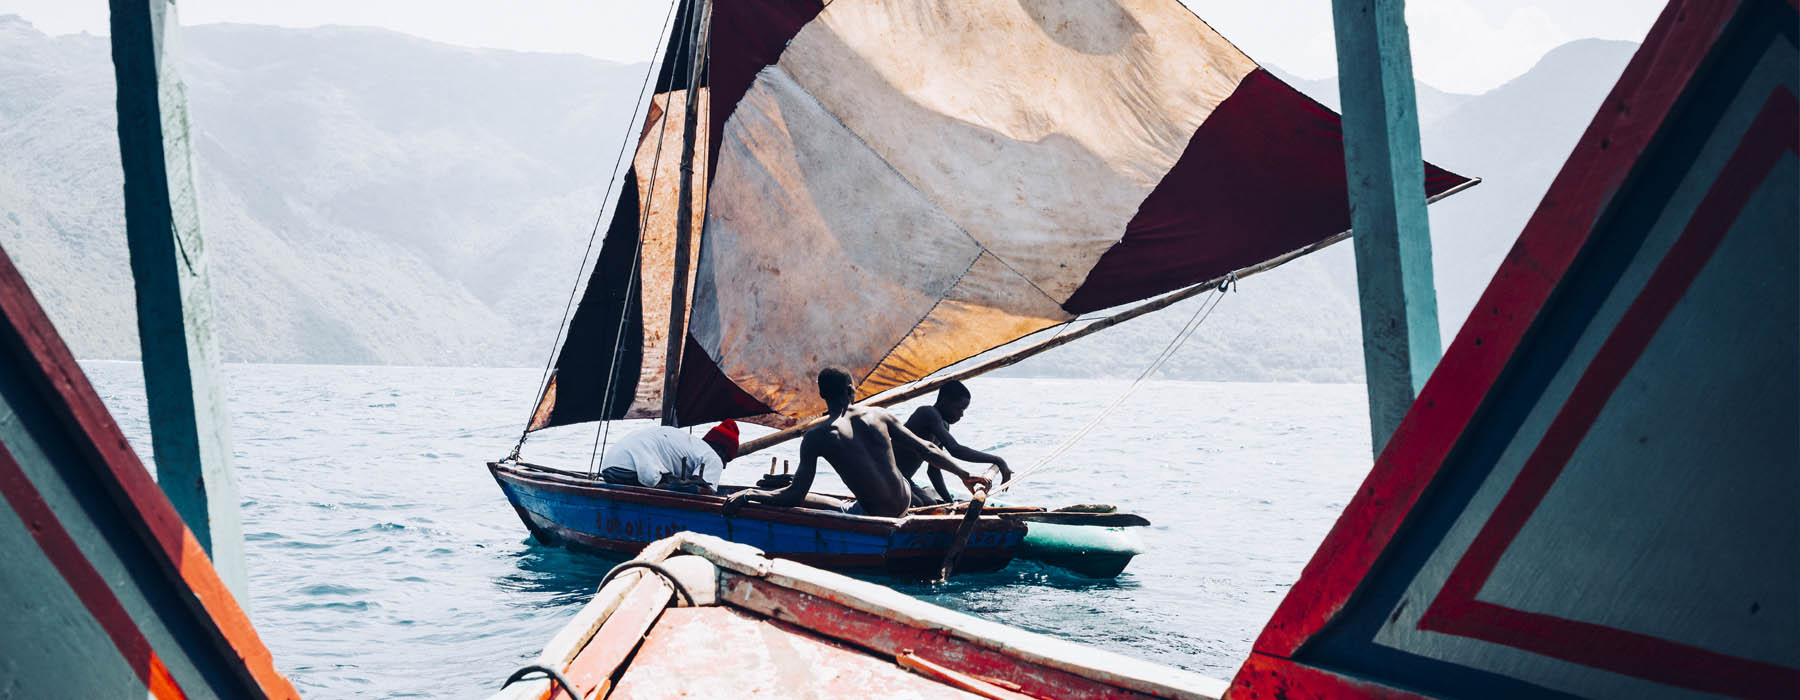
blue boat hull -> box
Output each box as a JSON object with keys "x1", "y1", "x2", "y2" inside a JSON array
[{"x1": 489, "y1": 461, "x2": 1026, "y2": 577}]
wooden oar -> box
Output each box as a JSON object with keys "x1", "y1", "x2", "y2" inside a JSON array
[
  {"x1": 999, "y1": 511, "x2": 1151, "y2": 527},
  {"x1": 936, "y1": 468, "x2": 999, "y2": 580}
]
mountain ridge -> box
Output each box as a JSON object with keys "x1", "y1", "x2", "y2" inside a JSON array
[{"x1": 0, "y1": 18, "x2": 1638, "y2": 382}]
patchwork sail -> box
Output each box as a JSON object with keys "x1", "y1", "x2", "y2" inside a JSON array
[{"x1": 530, "y1": 0, "x2": 1472, "y2": 430}]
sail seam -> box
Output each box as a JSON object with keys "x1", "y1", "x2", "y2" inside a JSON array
[
  {"x1": 856, "y1": 251, "x2": 984, "y2": 393},
  {"x1": 772, "y1": 65, "x2": 1066, "y2": 308}
]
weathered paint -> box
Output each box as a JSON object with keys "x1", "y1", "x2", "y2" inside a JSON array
[
  {"x1": 490, "y1": 532, "x2": 1225, "y2": 700},
  {"x1": 1332, "y1": 0, "x2": 1442, "y2": 456},
  {"x1": 0, "y1": 239, "x2": 295, "y2": 696},
  {"x1": 488, "y1": 462, "x2": 1026, "y2": 576},
  {"x1": 1228, "y1": 0, "x2": 1800, "y2": 697},
  {"x1": 106, "y1": 0, "x2": 245, "y2": 596},
  {"x1": 611, "y1": 607, "x2": 983, "y2": 699}
]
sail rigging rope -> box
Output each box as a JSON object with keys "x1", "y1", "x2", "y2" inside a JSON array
[
  {"x1": 992, "y1": 276, "x2": 1233, "y2": 495},
  {"x1": 590, "y1": 0, "x2": 695, "y2": 476},
  {"x1": 510, "y1": 0, "x2": 682, "y2": 462}
]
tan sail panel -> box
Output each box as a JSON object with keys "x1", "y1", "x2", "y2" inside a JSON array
[{"x1": 625, "y1": 88, "x2": 709, "y2": 418}]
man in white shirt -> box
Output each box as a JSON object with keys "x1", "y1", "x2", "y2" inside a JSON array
[{"x1": 598, "y1": 420, "x2": 739, "y2": 495}]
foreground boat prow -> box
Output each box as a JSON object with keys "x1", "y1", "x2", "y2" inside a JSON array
[{"x1": 491, "y1": 532, "x2": 1227, "y2": 700}]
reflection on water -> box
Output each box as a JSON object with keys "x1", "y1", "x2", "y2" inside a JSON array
[
  {"x1": 84, "y1": 362, "x2": 1371, "y2": 699},
  {"x1": 500, "y1": 542, "x2": 628, "y2": 606}
]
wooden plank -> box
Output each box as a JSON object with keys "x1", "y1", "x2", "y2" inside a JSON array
[
  {"x1": 610, "y1": 607, "x2": 981, "y2": 699},
  {"x1": 898, "y1": 652, "x2": 1040, "y2": 700},
  {"x1": 1331, "y1": 0, "x2": 1441, "y2": 456},
  {"x1": 106, "y1": 0, "x2": 244, "y2": 594},
  {"x1": 493, "y1": 537, "x2": 686, "y2": 700},
  {"x1": 674, "y1": 533, "x2": 1225, "y2": 699},
  {"x1": 549, "y1": 573, "x2": 676, "y2": 700},
  {"x1": 1000, "y1": 512, "x2": 1151, "y2": 527},
  {"x1": 720, "y1": 572, "x2": 1188, "y2": 699}
]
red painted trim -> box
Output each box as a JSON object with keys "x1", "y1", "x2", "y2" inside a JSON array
[
  {"x1": 0, "y1": 248, "x2": 297, "y2": 698},
  {"x1": 1245, "y1": 0, "x2": 1746, "y2": 659},
  {"x1": 0, "y1": 443, "x2": 189, "y2": 699},
  {"x1": 1225, "y1": 652, "x2": 1437, "y2": 700},
  {"x1": 552, "y1": 574, "x2": 675, "y2": 700},
  {"x1": 1417, "y1": 88, "x2": 1800, "y2": 700},
  {"x1": 722, "y1": 574, "x2": 1163, "y2": 700}
]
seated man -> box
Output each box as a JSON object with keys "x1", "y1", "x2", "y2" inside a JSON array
[
  {"x1": 723, "y1": 368, "x2": 988, "y2": 518},
  {"x1": 895, "y1": 380, "x2": 1011, "y2": 505},
  {"x1": 599, "y1": 420, "x2": 738, "y2": 495}
]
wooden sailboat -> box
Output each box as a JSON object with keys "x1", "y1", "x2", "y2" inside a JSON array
[
  {"x1": 497, "y1": 0, "x2": 1799, "y2": 695},
  {"x1": 490, "y1": 532, "x2": 1229, "y2": 700},
  {"x1": 488, "y1": 0, "x2": 1474, "y2": 579}
]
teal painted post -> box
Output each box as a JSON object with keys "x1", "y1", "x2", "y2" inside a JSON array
[
  {"x1": 108, "y1": 0, "x2": 246, "y2": 598},
  {"x1": 1332, "y1": 0, "x2": 1441, "y2": 457}
]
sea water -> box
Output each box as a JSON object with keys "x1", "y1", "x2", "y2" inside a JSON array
[{"x1": 82, "y1": 361, "x2": 1373, "y2": 698}]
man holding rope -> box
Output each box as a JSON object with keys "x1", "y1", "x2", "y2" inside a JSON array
[
  {"x1": 723, "y1": 368, "x2": 989, "y2": 518},
  {"x1": 895, "y1": 380, "x2": 1011, "y2": 505}
]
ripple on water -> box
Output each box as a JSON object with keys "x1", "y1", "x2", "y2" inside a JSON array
[{"x1": 82, "y1": 365, "x2": 1374, "y2": 698}]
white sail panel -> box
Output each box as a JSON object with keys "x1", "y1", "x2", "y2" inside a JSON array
[
  {"x1": 689, "y1": 0, "x2": 1259, "y2": 418},
  {"x1": 861, "y1": 252, "x2": 1071, "y2": 396},
  {"x1": 692, "y1": 68, "x2": 986, "y2": 419},
  {"x1": 776, "y1": 0, "x2": 1257, "y2": 301}
]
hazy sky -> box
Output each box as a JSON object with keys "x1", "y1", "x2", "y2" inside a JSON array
[{"x1": 4, "y1": 0, "x2": 1662, "y2": 93}]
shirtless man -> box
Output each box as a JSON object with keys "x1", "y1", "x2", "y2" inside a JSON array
[
  {"x1": 895, "y1": 381, "x2": 1011, "y2": 505},
  {"x1": 722, "y1": 368, "x2": 989, "y2": 518}
]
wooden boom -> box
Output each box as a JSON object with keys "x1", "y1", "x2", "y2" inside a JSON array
[{"x1": 736, "y1": 178, "x2": 1477, "y2": 457}]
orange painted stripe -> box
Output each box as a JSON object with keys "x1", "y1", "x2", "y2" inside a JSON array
[
  {"x1": 0, "y1": 235, "x2": 299, "y2": 697},
  {"x1": 0, "y1": 442, "x2": 187, "y2": 698},
  {"x1": 148, "y1": 655, "x2": 191, "y2": 700}
]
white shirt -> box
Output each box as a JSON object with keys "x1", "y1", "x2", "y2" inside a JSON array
[{"x1": 600, "y1": 426, "x2": 724, "y2": 490}]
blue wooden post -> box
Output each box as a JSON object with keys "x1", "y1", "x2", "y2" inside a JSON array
[
  {"x1": 1332, "y1": 0, "x2": 1441, "y2": 457},
  {"x1": 108, "y1": 0, "x2": 246, "y2": 597}
]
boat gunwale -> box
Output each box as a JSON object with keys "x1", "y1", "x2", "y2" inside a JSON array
[
  {"x1": 489, "y1": 460, "x2": 1026, "y2": 537},
  {"x1": 489, "y1": 532, "x2": 1226, "y2": 700}
]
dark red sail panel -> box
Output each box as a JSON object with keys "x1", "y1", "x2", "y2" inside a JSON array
[
  {"x1": 1062, "y1": 69, "x2": 1470, "y2": 314},
  {"x1": 674, "y1": 334, "x2": 773, "y2": 426},
  {"x1": 707, "y1": 0, "x2": 826, "y2": 175}
]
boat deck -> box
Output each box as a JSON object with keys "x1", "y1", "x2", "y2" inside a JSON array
[
  {"x1": 599, "y1": 607, "x2": 985, "y2": 699},
  {"x1": 501, "y1": 533, "x2": 1225, "y2": 700}
]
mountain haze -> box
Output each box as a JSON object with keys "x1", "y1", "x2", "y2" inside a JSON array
[{"x1": 0, "y1": 17, "x2": 1637, "y2": 381}]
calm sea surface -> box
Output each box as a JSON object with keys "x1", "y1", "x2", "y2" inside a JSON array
[{"x1": 83, "y1": 362, "x2": 1373, "y2": 698}]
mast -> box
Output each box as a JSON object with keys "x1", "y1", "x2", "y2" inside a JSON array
[
  {"x1": 1332, "y1": 0, "x2": 1441, "y2": 456},
  {"x1": 661, "y1": 0, "x2": 712, "y2": 427},
  {"x1": 108, "y1": 0, "x2": 247, "y2": 598}
]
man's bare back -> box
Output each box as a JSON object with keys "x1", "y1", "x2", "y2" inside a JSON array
[
  {"x1": 723, "y1": 368, "x2": 986, "y2": 519},
  {"x1": 799, "y1": 405, "x2": 916, "y2": 516}
]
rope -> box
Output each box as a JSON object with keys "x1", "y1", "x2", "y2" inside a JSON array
[
  {"x1": 599, "y1": 561, "x2": 696, "y2": 607},
  {"x1": 588, "y1": 0, "x2": 692, "y2": 476},
  {"x1": 513, "y1": 0, "x2": 683, "y2": 461},
  {"x1": 994, "y1": 276, "x2": 1233, "y2": 495},
  {"x1": 501, "y1": 664, "x2": 584, "y2": 699}
]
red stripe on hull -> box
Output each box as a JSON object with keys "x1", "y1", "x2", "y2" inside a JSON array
[
  {"x1": 1417, "y1": 87, "x2": 1800, "y2": 700},
  {"x1": 1244, "y1": 0, "x2": 1750, "y2": 660},
  {"x1": 0, "y1": 242, "x2": 297, "y2": 697},
  {"x1": 723, "y1": 574, "x2": 1163, "y2": 699},
  {"x1": 0, "y1": 444, "x2": 188, "y2": 699}
]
